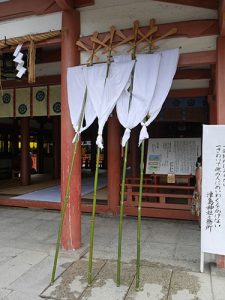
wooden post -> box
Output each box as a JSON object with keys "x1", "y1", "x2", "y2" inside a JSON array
[
  {"x1": 20, "y1": 117, "x2": 30, "y2": 185},
  {"x1": 37, "y1": 128, "x2": 44, "y2": 174},
  {"x1": 215, "y1": 36, "x2": 225, "y2": 268},
  {"x1": 61, "y1": 9, "x2": 81, "y2": 250},
  {"x1": 107, "y1": 111, "x2": 121, "y2": 214},
  {"x1": 53, "y1": 116, "x2": 61, "y2": 179}
]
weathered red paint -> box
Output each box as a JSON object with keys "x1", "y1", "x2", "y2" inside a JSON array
[
  {"x1": 61, "y1": 9, "x2": 81, "y2": 250},
  {"x1": 107, "y1": 111, "x2": 121, "y2": 215},
  {"x1": 20, "y1": 117, "x2": 30, "y2": 186},
  {"x1": 216, "y1": 37, "x2": 225, "y2": 124}
]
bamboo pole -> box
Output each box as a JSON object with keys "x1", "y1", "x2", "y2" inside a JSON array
[
  {"x1": 51, "y1": 31, "x2": 100, "y2": 285},
  {"x1": 88, "y1": 146, "x2": 100, "y2": 285},
  {"x1": 51, "y1": 88, "x2": 87, "y2": 285},
  {"x1": 87, "y1": 27, "x2": 115, "y2": 286},
  {"x1": 117, "y1": 141, "x2": 128, "y2": 286},
  {"x1": 117, "y1": 20, "x2": 139, "y2": 287},
  {"x1": 135, "y1": 138, "x2": 145, "y2": 290}
]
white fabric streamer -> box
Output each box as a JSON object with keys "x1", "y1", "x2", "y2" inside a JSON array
[
  {"x1": 84, "y1": 60, "x2": 135, "y2": 149},
  {"x1": 115, "y1": 53, "x2": 161, "y2": 147},
  {"x1": 139, "y1": 48, "x2": 179, "y2": 145},
  {"x1": 67, "y1": 65, "x2": 96, "y2": 143}
]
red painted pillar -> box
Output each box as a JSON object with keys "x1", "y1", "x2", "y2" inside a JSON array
[
  {"x1": 107, "y1": 111, "x2": 121, "y2": 214},
  {"x1": 61, "y1": 9, "x2": 81, "y2": 250},
  {"x1": 215, "y1": 36, "x2": 225, "y2": 268},
  {"x1": 53, "y1": 116, "x2": 61, "y2": 179},
  {"x1": 20, "y1": 117, "x2": 30, "y2": 185},
  {"x1": 216, "y1": 37, "x2": 225, "y2": 124}
]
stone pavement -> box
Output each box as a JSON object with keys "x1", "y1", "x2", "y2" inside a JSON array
[{"x1": 0, "y1": 206, "x2": 224, "y2": 299}]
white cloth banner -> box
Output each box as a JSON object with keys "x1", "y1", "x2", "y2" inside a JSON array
[
  {"x1": 115, "y1": 53, "x2": 161, "y2": 147},
  {"x1": 139, "y1": 48, "x2": 179, "y2": 145},
  {"x1": 84, "y1": 61, "x2": 135, "y2": 149},
  {"x1": 201, "y1": 125, "x2": 225, "y2": 255},
  {"x1": 67, "y1": 66, "x2": 96, "y2": 142}
]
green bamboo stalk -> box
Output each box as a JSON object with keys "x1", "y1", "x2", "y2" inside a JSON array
[
  {"x1": 117, "y1": 141, "x2": 128, "y2": 286},
  {"x1": 117, "y1": 44, "x2": 137, "y2": 288},
  {"x1": 135, "y1": 139, "x2": 145, "y2": 290},
  {"x1": 87, "y1": 41, "x2": 113, "y2": 286},
  {"x1": 88, "y1": 146, "x2": 101, "y2": 286},
  {"x1": 51, "y1": 88, "x2": 87, "y2": 285}
]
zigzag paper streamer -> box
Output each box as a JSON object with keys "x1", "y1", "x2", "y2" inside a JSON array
[{"x1": 13, "y1": 44, "x2": 27, "y2": 78}]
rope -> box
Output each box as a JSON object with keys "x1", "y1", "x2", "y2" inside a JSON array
[
  {"x1": 28, "y1": 40, "x2": 36, "y2": 84},
  {"x1": 0, "y1": 30, "x2": 61, "y2": 49}
]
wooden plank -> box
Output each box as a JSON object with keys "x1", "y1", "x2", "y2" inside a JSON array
[
  {"x1": 124, "y1": 206, "x2": 198, "y2": 221},
  {"x1": 153, "y1": 0, "x2": 218, "y2": 10},
  {"x1": 168, "y1": 88, "x2": 209, "y2": 97},
  {"x1": 0, "y1": 0, "x2": 94, "y2": 21},
  {"x1": 2, "y1": 75, "x2": 60, "y2": 89},
  {"x1": 178, "y1": 50, "x2": 216, "y2": 67},
  {"x1": 219, "y1": 0, "x2": 225, "y2": 36},
  {"x1": 125, "y1": 201, "x2": 191, "y2": 210},
  {"x1": 125, "y1": 183, "x2": 194, "y2": 190},
  {"x1": 125, "y1": 192, "x2": 193, "y2": 198},
  {"x1": 0, "y1": 199, "x2": 60, "y2": 210},
  {"x1": 80, "y1": 20, "x2": 218, "y2": 47},
  {"x1": 174, "y1": 69, "x2": 211, "y2": 80}
]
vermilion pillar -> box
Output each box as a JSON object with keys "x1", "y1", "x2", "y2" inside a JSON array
[
  {"x1": 215, "y1": 36, "x2": 225, "y2": 268},
  {"x1": 216, "y1": 37, "x2": 225, "y2": 124},
  {"x1": 61, "y1": 9, "x2": 81, "y2": 250},
  {"x1": 53, "y1": 116, "x2": 60, "y2": 179},
  {"x1": 107, "y1": 111, "x2": 121, "y2": 214},
  {"x1": 20, "y1": 117, "x2": 30, "y2": 185}
]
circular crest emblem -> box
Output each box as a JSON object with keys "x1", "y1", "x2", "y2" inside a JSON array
[
  {"x1": 18, "y1": 104, "x2": 27, "y2": 115},
  {"x1": 53, "y1": 102, "x2": 61, "y2": 113},
  {"x1": 2, "y1": 93, "x2": 11, "y2": 104},
  {"x1": 36, "y1": 90, "x2": 45, "y2": 102}
]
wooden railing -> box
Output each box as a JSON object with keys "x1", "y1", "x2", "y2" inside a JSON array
[{"x1": 123, "y1": 175, "x2": 196, "y2": 219}]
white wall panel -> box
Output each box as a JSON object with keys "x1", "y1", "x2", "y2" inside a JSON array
[
  {"x1": 0, "y1": 12, "x2": 62, "y2": 40},
  {"x1": 171, "y1": 79, "x2": 210, "y2": 90},
  {"x1": 80, "y1": 0, "x2": 217, "y2": 36}
]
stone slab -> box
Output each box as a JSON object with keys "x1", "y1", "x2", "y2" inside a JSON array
[
  {"x1": 81, "y1": 261, "x2": 135, "y2": 300},
  {"x1": 41, "y1": 258, "x2": 106, "y2": 299},
  {"x1": 168, "y1": 270, "x2": 213, "y2": 300},
  {"x1": 210, "y1": 264, "x2": 225, "y2": 300},
  {"x1": 0, "y1": 250, "x2": 48, "y2": 289},
  {"x1": 0, "y1": 288, "x2": 12, "y2": 299},
  {"x1": 9, "y1": 255, "x2": 73, "y2": 295},
  {"x1": 126, "y1": 265, "x2": 172, "y2": 300}
]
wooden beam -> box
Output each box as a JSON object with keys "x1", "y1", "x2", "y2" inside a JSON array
[
  {"x1": 153, "y1": 0, "x2": 218, "y2": 10},
  {"x1": 174, "y1": 69, "x2": 211, "y2": 80},
  {"x1": 2, "y1": 75, "x2": 60, "y2": 89},
  {"x1": 219, "y1": 0, "x2": 225, "y2": 36},
  {"x1": 168, "y1": 88, "x2": 209, "y2": 98},
  {"x1": 0, "y1": 0, "x2": 94, "y2": 21},
  {"x1": 55, "y1": 0, "x2": 74, "y2": 10},
  {"x1": 178, "y1": 51, "x2": 216, "y2": 67},
  {"x1": 80, "y1": 20, "x2": 218, "y2": 47}
]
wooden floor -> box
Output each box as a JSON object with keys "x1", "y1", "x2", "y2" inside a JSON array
[{"x1": 0, "y1": 174, "x2": 59, "y2": 197}]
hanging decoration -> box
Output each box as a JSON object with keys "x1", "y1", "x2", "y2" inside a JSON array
[
  {"x1": 0, "y1": 30, "x2": 61, "y2": 83},
  {"x1": 60, "y1": 18, "x2": 179, "y2": 290}
]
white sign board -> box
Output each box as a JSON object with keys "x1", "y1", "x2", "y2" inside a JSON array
[
  {"x1": 201, "y1": 125, "x2": 225, "y2": 256},
  {"x1": 146, "y1": 138, "x2": 201, "y2": 175}
]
